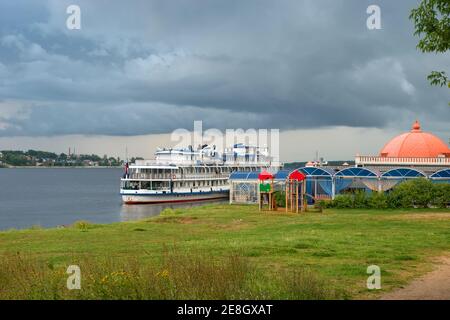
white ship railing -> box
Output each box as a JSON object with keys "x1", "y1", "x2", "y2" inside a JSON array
[
  {"x1": 133, "y1": 159, "x2": 274, "y2": 166},
  {"x1": 121, "y1": 186, "x2": 169, "y2": 191},
  {"x1": 126, "y1": 173, "x2": 230, "y2": 180}
]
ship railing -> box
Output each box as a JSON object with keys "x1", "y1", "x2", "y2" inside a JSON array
[
  {"x1": 180, "y1": 174, "x2": 229, "y2": 179},
  {"x1": 125, "y1": 173, "x2": 230, "y2": 180},
  {"x1": 133, "y1": 159, "x2": 274, "y2": 166},
  {"x1": 121, "y1": 187, "x2": 170, "y2": 191}
]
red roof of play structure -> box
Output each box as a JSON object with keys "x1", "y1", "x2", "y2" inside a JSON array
[
  {"x1": 258, "y1": 171, "x2": 274, "y2": 180},
  {"x1": 288, "y1": 170, "x2": 306, "y2": 181}
]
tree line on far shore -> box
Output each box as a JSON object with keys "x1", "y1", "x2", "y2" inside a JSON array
[{"x1": 0, "y1": 150, "x2": 143, "y2": 167}]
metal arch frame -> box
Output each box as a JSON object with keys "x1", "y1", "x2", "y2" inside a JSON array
[
  {"x1": 381, "y1": 167, "x2": 427, "y2": 179},
  {"x1": 335, "y1": 167, "x2": 379, "y2": 179},
  {"x1": 429, "y1": 168, "x2": 450, "y2": 180},
  {"x1": 297, "y1": 167, "x2": 335, "y2": 200},
  {"x1": 229, "y1": 170, "x2": 293, "y2": 181},
  {"x1": 297, "y1": 166, "x2": 334, "y2": 178},
  {"x1": 229, "y1": 171, "x2": 260, "y2": 180},
  {"x1": 273, "y1": 170, "x2": 291, "y2": 180}
]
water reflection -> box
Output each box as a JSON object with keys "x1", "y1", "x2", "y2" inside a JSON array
[{"x1": 120, "y1": 199, "x2": 228, "y2": 221}]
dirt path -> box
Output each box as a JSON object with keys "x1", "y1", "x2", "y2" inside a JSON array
[{"x1": 382, "y1": 256, "x2": 450, "y2": 300}]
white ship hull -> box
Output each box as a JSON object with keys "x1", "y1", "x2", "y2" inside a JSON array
[{"x1": 121, "y1": 190, "x2": 229, "y2": 204}]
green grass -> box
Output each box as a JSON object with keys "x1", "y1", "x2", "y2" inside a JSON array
[{"x1": 0, "y1": 204, "x2": 450, "y2": 299}]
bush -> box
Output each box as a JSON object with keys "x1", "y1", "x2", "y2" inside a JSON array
[
  {"x1": 388, "y1": 178, "x2": 435, "y2": 208},
  {"x1": 352, "y1": 190, "x2": 368, "y2": 208},
  {"x1": 273, "y1": 191, "x2": 286, "y2": 207},
  {"x1": 332, "y1": 194, "x2": 353, "y2": 208},
  {"x1": 367, "y1": 192, "x2": 388, "y2": 209},
  {"x1": 325, "y1": 179, "x2": 448, "y2": 209},
  {"x1": 431, "y1": 183, "x2": 450, "y2": 208},
  {"x1": 317, "y1": 199, "x2": 333, "y2": 209}
]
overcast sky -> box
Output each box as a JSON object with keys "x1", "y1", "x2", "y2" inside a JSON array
[{"x1": 0, "y1": 0, "x2": 448, "y2": 161}]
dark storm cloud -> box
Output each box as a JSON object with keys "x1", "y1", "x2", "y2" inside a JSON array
[{"x1": 0, "y1": 0, "x2": 448, "y2": 136}]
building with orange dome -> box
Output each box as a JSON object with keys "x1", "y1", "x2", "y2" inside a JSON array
[
  {"x1": 229, "y1": 120, "x2": 449, "y2": 204},
  {"x1": 291, "y1": 120, "x2": 449, "y2": 200},
  {"x1": 355, "y1": 120, "x2": 450, "y2": 174}
]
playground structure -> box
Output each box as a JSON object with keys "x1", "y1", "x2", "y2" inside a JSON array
[
  {"x1": 256, "y1": 169, "x2": 307, "y2": 213},
  {"x1": 258, "y1": 171, "x2": 275, "y2": 211},
  {"x1": 285, "y1": 170, "x2": 306, "y2": 213},
  {"x1": 230, "y1": 169, "x2": 332, "y2": 207}
]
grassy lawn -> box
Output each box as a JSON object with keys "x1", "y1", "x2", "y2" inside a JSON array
[{"x1": 0, "y1": 204, "x2": 449, "y2": 299}]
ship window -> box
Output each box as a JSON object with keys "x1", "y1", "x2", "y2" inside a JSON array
[
  {"x1": 122, "y1": 181, "x2": 132, "y2": 189},
  {"x1": 152, "y1": 181, "x2": 169, "y2": 190}
]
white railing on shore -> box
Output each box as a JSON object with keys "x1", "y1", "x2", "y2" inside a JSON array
[{"x1": 355, "y1": 155, "x2": 450, "y2": 166}]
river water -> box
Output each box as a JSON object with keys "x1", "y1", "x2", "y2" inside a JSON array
[{"x1": 0, "y1": 168, "x2": 225, "y2": 230}]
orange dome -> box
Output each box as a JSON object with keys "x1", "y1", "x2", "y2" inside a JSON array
[{"x1": 380, "y1": 121, "x2": 450, "y2": 158}]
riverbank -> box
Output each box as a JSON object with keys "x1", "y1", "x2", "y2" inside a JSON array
[{"x1": 1, "y1": 204, "x2": 450, "y2": 299}]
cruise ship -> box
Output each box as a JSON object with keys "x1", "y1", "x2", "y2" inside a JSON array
[{"x1": 120, "y1": 144, "x2": 279, "y2": 204}]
